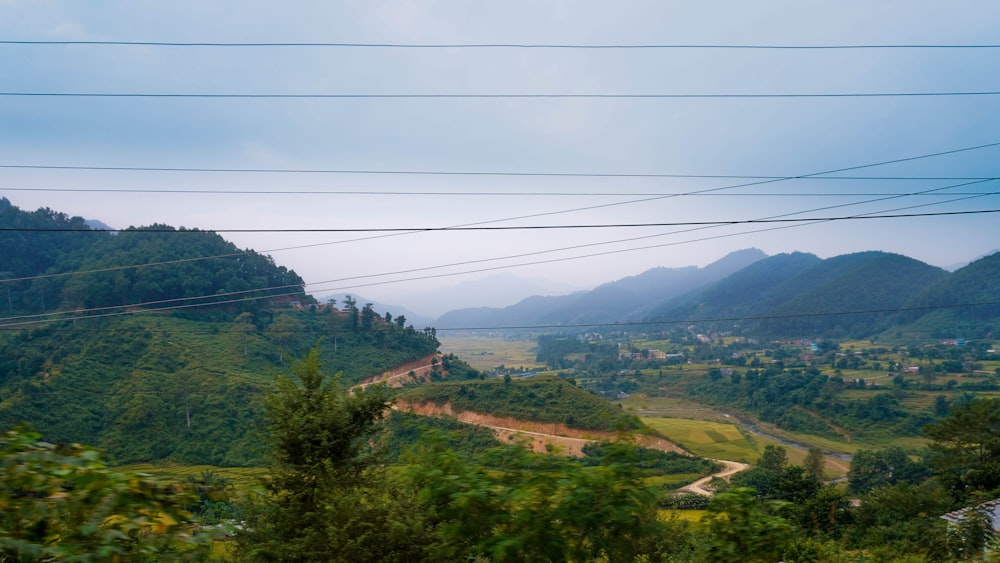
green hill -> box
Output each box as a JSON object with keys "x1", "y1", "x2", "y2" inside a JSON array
[
  {"x1": 900, "y1": 251, "x2": 1000, "y2": 338},
  {"x1": 397, "y1": 375, "x2": 643, "y2": 433},
  {"x1": 0, "y1": 199, "x2": 441, "y2": 466},
  {"x1": 650, "y1": 251, "x2": 950, "y2": 338},
  {"x1": 0, "y1": 308, "x2": 440, "y2": 466}
]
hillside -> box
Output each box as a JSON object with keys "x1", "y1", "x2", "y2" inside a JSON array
[
  {"x1": 396, "y1": 375, "x2": 643, "y2": 433},
  {"x1": 0, "y1": 197, "x2": 308, "y2": 316},
  {"x1": 0, "y1": 308, "x2": 441, "y2": 466},
  {"x1": 0, "y1": 200, "x2": 442, "y2": 466},
  {"x1": 649, "y1": 251, "x2": 952, "y2": 338},
  {"x1": 900, "y1": 251, "x2": 1000, "y2": 337}
]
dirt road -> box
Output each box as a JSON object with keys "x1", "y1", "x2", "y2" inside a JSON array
[
  {"x1": 355, "y1": 354, "x2": 441, "y2": 390},
  {"x1": 678, "y1": 459, "x2": 750, "y2": 496}
]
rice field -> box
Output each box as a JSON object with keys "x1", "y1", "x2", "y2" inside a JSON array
[
  {"x1": 642, "y1": 417, "x2": 758, "y2": 462},
  {"x1": 438, "y1": 335, "x2": 542, "y2": 371},
  {"x1": 116, "y1": 464, "x2": 269, "y2": 488}
]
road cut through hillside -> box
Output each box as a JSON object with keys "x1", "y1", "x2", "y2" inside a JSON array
[
  {"x1": 399, "y1": 401, "x2": 748, "y2": 494},
  {"x1": 400, "y1": 400, "x2": 690, "y2": 456},
  {"x1": 355, "y1": 354, "x2": 442, "y2": 390}
]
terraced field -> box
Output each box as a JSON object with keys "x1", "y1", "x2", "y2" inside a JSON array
[{"x1": 641, "y1": 417, "x2": 758, "y2": 462}]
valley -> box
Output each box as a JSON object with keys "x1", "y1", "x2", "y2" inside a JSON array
[{"x1": 2, "y1": 197, "x2": 1000, "y2": 561}]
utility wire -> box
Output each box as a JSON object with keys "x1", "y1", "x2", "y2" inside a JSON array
[
  {"x1": 2, "y1": 186, "x2": 997, "y2": 196},
  {"x1": 2, "y1": 197, "x2": 992, "y2": 328},
  {"x1": 4, "y1": 90, "x2": 1000, "y2": 99},
  {"x1": 4, "y1": 140, "x2": 998, "y2": 176},
  {"x1": 2, "y1": 140, "x2": 996, "y2": 291},
  {"x1": 0, "y1": 209, "x2": 996, "y2": 234},
  {"x1": 4, "y1": 40, "x2": 1000, "y2": 49},
  {"x1": 3, "y1": 300, "x2": 997, "y2": 334}
]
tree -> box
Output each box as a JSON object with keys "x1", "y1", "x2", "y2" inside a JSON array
[
  {"x1": 758, "y1": 444, "x2": 789, "y2": 472},
  {"x1": 848, "y1": 446, "x2": 929, "y2": 494},
  {"x1": 235, "y1": 311, "x2": 255, "y2": 356},
  {"x1": 701, "y1": 487, "x2": 795, "y2": 562},
  {"x1": 0, "y1": 426, "x2": 210, "y2": 561},
  {"x1": 803, "y1": 447, "x2": 825, "y2": 480},
  {"x1": 236, "y1": 348, "x2": 425, "y2": 562},
  {"x1": 407, "y1": 440, "x2": 669, "y2": 562},
  {"x1": 268, "y1": 313, "x2": 301, "y2": 364},
  {"x1": 924, "y1": 398, "x2": 1000, "y2": 495}
]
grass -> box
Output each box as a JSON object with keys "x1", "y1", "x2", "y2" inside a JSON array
[
  {"x1": 438, "y1": 336, "x2": 542, "y2": 371},
  {"x1": 661, "y1": 509, "x2": 706, "y2": 524},
  {"x1": 642, "y1": 417, "x2": 757, "y2": 463},
  {"x1": 116, "y1": 464, "x2": 269, "y2": 489},
  {"x1": 645, "y1": 473, "x2": 705, "y2": 488}
]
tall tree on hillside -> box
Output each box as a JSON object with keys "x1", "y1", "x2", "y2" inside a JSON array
[{"x1": 236, "y1": 349, "x2": 426, "y2": 562}]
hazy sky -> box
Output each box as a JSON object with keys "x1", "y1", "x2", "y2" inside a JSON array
[{"x1": 2, "y1": 1, "x2": 999, "y2": 308}]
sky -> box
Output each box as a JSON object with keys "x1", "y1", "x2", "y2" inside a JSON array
[{"x1": 2, "y1": 1, "x2": 999, "y2": 315}]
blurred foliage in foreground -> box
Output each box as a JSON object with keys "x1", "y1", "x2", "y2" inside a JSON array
[{"x1": 0, "y1": 426, "x2": 212, "y2": 561}]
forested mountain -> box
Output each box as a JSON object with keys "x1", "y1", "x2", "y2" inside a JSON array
[
  {"x1": 434, "y1": 248, "x2": 767, "y2": 329},
  {"x1": 900, "y1": 251, "x2": 1000, "y2": 337},
  {"x1": 437, "y1": 248, "x2": 997, "y2": 340},
  {"x1": 653, "y1": 251, "x2": 951, "y2": 338},
  {"x1": 0, "y1": 199, "x2": 442, "y2": 465},
  {"x1": 1, "y1": 198, "x2": 307, "y2": 316}
]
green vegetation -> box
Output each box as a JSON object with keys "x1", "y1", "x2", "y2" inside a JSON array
[
  {"x1": 397, "y1": 374, "x2": 642, "y2": 432},
  {"x1": 0, "y1": 426, "x2": 211, "y2": 561},
  {"x1": 0, "y1": 307, "x2": 439, "y2": 466},
  {"x1": 535, "y1": 330, "x2": 1000, "y2": 451},
  {"x1": 376, "y1": 409, "x2": 501, "y2": 463},
  {"x1": 438, "y1": 335, "x2": 541, "y2": 372},
  {"x1": 235, "y1": 349, "x2": 423, "y2": 562}
]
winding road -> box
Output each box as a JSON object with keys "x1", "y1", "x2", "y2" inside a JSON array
[{"x1": 678, "y1": 459, "x2": 750, "y2": 496}]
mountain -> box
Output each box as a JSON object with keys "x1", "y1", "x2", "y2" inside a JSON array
[
  {"x1": 944, "y1": 249, "x2": 1000, "y2": 272},
  {"x1": 651, "y1": 251, "x2": 950, "y2": 338},
  {"x1": 900, "y1": 251, "x2": 1000, "y2": 337},
  {"x1": 386, "y1": 272, "x2": 581, "y2": 318},
  {"x1": 0, "y1": 199, "x2": 443, "y2": 466},
  {"x1": 84, "y1": 218, "x2": 115, "y2": 231},
  {"x1": 434, "y1": 248, "x2": 768, "y2": 329}
]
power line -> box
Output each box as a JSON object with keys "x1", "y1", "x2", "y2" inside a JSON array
[
  {"x1": 5, "y1": 139, "x2": 998, "y2": 176},
  {"x1": 1, "y1": 209, "x2": 996, "y2": 234},
  {"x1": 4, "y1": 90, "x2": 1000, "y2": 99},
  {"x1": 1, "y1": 141, "x2": 995, "y2": 296},
  {"x1": 3, "y1": 300, "x2": 997, "y2": 334},
  {"x1": 2, "y1": 186, "x2": 997, "y2": 196},
  {"x1": 2, "y1": 197, "x2": 991, "y2": 328},
  {"x1": 1, "y1": 143, "x2": 995, "y2": 322},
  {"x1": 4, "y1": 40, "x2": 1000, "y2": 49}
]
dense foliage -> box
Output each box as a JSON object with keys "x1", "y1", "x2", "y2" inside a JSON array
[
  {"x1": 397, "y1": 374, "x2": 643, "y2": 432},
  {"x1": 0, "y1": 307, "x2": 440, "y2": 466},
  {"x1": 0, "y1": 199, "x2": 308, "y2": 316},
  {"x1": 376, "y1": 410, "x2": 500, "y2": 463},
  {"x1": 0, "y1": 426, "x2": 210, "y2": 561}
]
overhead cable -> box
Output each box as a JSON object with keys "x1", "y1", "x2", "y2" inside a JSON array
[
  {"x1": 0, "y1": 208, "x2": 996, "y2": 234},
  {"x1": 3, "y1": 90, "x2": 1000, "y2": 99},
  {"x1": 4, "y1": 140, "x2": 998, "y2": 176},
  {"x1": 4, "y1": 40, "x2": 1000, "y2": 49}
]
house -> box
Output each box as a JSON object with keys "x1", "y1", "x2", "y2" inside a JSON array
[{"x1": 940, "y1": 497, "x2": 1000, "y2": 533}]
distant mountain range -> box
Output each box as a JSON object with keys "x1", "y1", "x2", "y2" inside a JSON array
[
  {"x1": 434, "y1": 248, "x2": 767, "y2": 329},
  {"x1": 4, "y1": 196, "x2": 997, "y2": 340},
  {"x1": 435, "y1": 248, "x2": 1000, "y2": 340}
]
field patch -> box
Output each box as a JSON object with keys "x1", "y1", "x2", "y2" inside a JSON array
[
  {"x1": 438, "y1": 336, "x2": 541, "y2": 371},
  {"x1": 642, "y1": 417, "x2": 756, "y2": 462}
]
